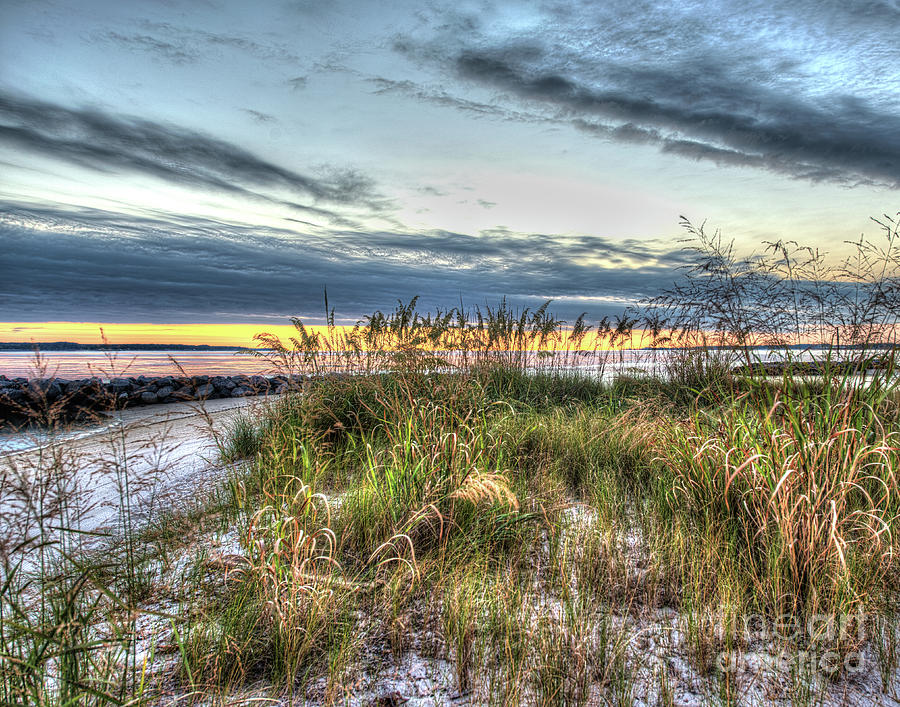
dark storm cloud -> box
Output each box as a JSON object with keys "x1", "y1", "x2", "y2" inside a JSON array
[
  {"x1": 0, "y1": 205, "x2": 689, "y2": 323},
  {"x1": 454, "y1": 50, "x2": 900, "y2": 187},
  {"x1": 0, "y1": 92, "x2": 384, "y2": 220},
  {"x1": 394, "y1": 1, "x2": 900, "y2": 188}
]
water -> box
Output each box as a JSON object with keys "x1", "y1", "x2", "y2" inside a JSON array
[
  {"x1": 0, "y1": 350, "x2": 274, "y2": 379},
  {"x1": 0, "y1": 348, "x2": 684, "y2": 380},
  {"x1": 0, "y1": 346, "x2": 859, "y2": 381}
]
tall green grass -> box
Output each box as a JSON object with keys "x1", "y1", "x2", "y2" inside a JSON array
[{"x1": 658, "y1": 367, "x2": 899, "y2": 617}]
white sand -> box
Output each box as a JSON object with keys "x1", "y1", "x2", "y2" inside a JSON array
[{"x1": 0, "y1": 396, "x2": 275, "y2": 550}]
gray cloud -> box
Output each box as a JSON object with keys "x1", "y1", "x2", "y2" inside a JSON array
[
  {"x1": 454, "y1": 50, "x2": 900, "y2": 187},
  {"x1": 242, "y1": 108, "x2": 278, "y2": 123},
  {"x1": 101, "y1": 31, "x2": 200, "y2": 64},
  {"x1": 0, "y1": 91, "x2": 385, "y2": 223},
  {"x1": 0, "y1": 204, "x2": 689, "y2": 324},
  {"x1": 368, "y1": 77, "x2": 548, "y2": 124},
  {"x1": 287, "y1": 75, "x2": 309, "y2": 90},
  {"x1": 392, "y1": 1, "x2": 900, "y2": 188},
  {"x1": 101, "y1": 20, "x2": 301, "y2": 65}
]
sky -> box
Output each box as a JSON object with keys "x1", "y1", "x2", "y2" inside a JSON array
[{"x1": 0, "y1": 0, "x2": 898, "y2": 344}]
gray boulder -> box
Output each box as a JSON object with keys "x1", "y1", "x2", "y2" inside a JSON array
[
  {"x1": 156, "y1": 385, "x2": 175, "y2": 400},
  {"x1": 31, "y1": 380, "x2": 63, "y2": 402},
  {"x1": 0, "y1": 387, "x2": 27, "y2": 405},
  {"x1": 211, "y1": 375, "x2": 236, "y2": 390},
  {"x1": 65, "y1": 379, "x2": 86, "y2": 394},
  {"x1": 110, "y1": 378, "x2": 132, "y2": 392},
  {"x1": 175, "y1": 386, "x2": 195, "y2": 400},
  {"x1": 196, "y1": 383, "x2": 215, "y2": 398}
]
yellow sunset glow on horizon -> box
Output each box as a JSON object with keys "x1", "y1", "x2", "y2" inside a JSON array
[
  {"x1": 0, "y1": 322, "x2": 306, "y2": 348},
  {"x1": 0, "y1": 321, "x2": 666, "y2": 351}
]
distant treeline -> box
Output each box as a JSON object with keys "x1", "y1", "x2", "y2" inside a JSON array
[{"x1": 0, "y1": 342, "x2": 246, "y2": 352}]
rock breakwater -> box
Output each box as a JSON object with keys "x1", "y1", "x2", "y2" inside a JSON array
[{"x1": 0, "y1": 373, "x2": 298, "y2": 426}]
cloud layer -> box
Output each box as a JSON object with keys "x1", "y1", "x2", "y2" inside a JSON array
[
  {"x1": 100, "y1": 20, "x2": 301, "y2": 66},
  {"x1": 395, "y1": 0, "x2": 900, "y2": 187},
  {"x1": 0, "y1": 92, "x2": 383, "y2": 224},
  {"x1": 1, "y1": 0, "x2": 896, "y2": 327},
  {"x1": 0, "y1": 204, "x2": 689, "y2": 324}
]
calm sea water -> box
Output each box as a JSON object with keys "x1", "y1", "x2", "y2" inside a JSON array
[
  {"x1": 0, "y1": 348, "x2": 684, "y2": 380},
  {"x1": 0, "y1": 350, "x2": 274, "y2": 379},
  {"x1": 0, "y1": 347, "x2": 836, "y2": 380}
]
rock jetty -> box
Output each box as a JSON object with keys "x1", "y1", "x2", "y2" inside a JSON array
[{"x1": 0, "y1": 373, "x2": 299, "y2": 426}]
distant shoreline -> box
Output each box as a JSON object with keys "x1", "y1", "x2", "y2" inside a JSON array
[
  {"x1": 1, "y1": 341, "x2": 895, "y2": 353},
  {"x1": 0, "y1": 342, "x2": 248, "y2": 351}
]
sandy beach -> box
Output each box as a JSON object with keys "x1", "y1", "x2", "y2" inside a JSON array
[{"x1": 0, "y1": 395, "x2": 272, "y2": 548}]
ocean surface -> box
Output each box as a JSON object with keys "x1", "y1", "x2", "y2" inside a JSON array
[
  {"x1": 0, "y1": 348, "x2": 686, "y2": 380},
  {"x1": 0, "y1": 346, "x2": 839, "y2": 380},
  {"x1": 0, "y1": 350, "x2": 274, "y2": 379}
]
